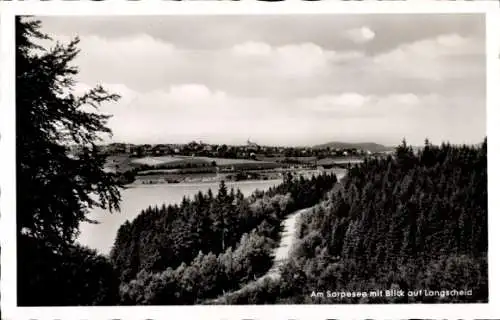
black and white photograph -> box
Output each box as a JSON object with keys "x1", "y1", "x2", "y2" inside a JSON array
[{"x1": 7, "y1": 9, "x2": 491, "y2": 311}]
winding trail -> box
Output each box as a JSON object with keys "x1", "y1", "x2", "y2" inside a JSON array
[
  {"x1": 207, "y1": 170, "x2": 346, "y2": 303},
  {"x1": 264, "y1": 207, "x2": 310, "y2": 279},
  {"x1": 206, "y1": 207, "x2": 312, "y2": 303}
]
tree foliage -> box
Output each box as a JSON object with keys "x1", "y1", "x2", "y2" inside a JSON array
[
  {"x1": 16, "y1": 16, "x2": 122, "y2": 247},
  {"x1": 119, "y1": 231, "x2": 275, "y2": 305},
  {"x1": 111, "y1": 173, "x2": 339, "y2": 303},
  {"x1": 16, "y1": 16, "x2": 122, "y2": 306},
  {"x1": 275, "y1": 139, "x2": 487, "y2": 303},
  {"x1": 111, "y1": 173, "x2": 338, "y2": 283}
]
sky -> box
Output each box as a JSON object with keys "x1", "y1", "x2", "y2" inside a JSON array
[{"x1": 36, "y1": 14, "x2": 486, "y2": 147}]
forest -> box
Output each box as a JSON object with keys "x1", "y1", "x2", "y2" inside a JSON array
[
  {"x1": 210, "y1": 139, "x2": 488, "y2": 304},
  {"x1": 112, "y1": 173, "x2": 339, "y2": 304}
]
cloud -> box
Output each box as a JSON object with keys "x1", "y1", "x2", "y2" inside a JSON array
[
  {"x1": 85, "y1": 83, "x2": 279, "y2": 143},
  {"x1": 42, "y1": 30, "x2": 483, "y2": 101},
  {"x1": 344, "y1": 26, "x2": 376, "y2": 44},
  {"x1": 77, "y1": 81, "x2": 482, "y2": 146},
  {"x1": 40, "y1": 26, "x2": 484, "y2": 146},
  {"x1": 302, "y1": 93, "x2": 371, "y2": 112},
  {"x1": 291, "y1": 92, "x2": 483, "y2": 145},
  {"x1": 390, "y1": 93, "x2": 421, "y2": 105},
  {"x1": 297, "y1": 92, "x2": 434, "y2": 118},
  {"x1": 52, "y1": 33, "x2": 177, "y2": 68},
  {"x1": 47, "y1": 33, "x2": 183, "y2": 91},
  {"x1": 231, "y1": 41, "x2": 273, "y2": 56},
  {"x1": 372, "y1": 33, "x2": 484, "y2": 81},
  {"x1": 166, "y1": 84, "x2": 227, "y2": 103},
  {"x1": 231, "y1": 41, "x2": 340, "y2": 78},
  {"x1": 53, "y1": 35, "x2": 367, "y2": 92}
]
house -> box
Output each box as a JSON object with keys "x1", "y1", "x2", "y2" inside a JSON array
[
  {"x1": 143, "y1": 144, "x2": 153, "y2": 155},
  {"x1": 125, "y1": 144, "x2": 132, "y2": 154},
  {"x1": 152, "y1": 144, "x2": 170, "y2": 155},
  {"x1": 105, "y1": 143, "x2": 127, "y2": 154}
]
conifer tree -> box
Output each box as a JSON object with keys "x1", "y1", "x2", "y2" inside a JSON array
[{"x1": 16, "y1": 16, "x2": 123, "y2": 305}]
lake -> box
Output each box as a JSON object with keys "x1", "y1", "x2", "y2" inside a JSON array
[{"x1": 77, "y1": 179, "x2": 282, "y2": 254}]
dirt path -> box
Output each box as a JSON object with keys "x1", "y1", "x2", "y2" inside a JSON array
[
  {"x1": 263, "y1": 207, "x2": 310, "y2": 279},
  {"x1": 206, "y1": 207, "x2": 312, "y2": 303},
  {"x1": 265, "y1": 170, "x2": 346, "y2": 279}
]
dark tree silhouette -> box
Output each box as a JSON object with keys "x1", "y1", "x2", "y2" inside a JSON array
[{"x1": 16, "y1": 16, "x2": 122, "y2": 306}]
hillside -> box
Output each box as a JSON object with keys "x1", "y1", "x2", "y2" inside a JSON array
[
  {"x1": 286, "y1": 139, "x2": 488, "y2": 303},
  {"x1": 312, "y1": 141, "x2": 394, "y2": 152},
  {"x1": 209, "y1": 139, "x2": 488, "y2": 304},
  {"x1": 111, "y1": 172, "x2": 340, "y2": 304}
]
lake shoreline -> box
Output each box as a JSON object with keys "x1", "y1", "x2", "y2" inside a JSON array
[
  {"x1": 124, "y1": 178, "x2": 284, "y2": 188},
  {"x1": 80, "y1": 169, "x2": 347, "y2": 254},
  {"x1": 79, "y1": 179, "x2": 285, "y2": 254},
  {"x1": 126, "y1": 168, "x2": 345, "y2": 188}
]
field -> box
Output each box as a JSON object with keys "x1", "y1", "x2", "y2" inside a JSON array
[
  {"x1": 131, "y1": 156, "x2": 210, "y2": 167},
  {"x1": 137, "y1": 167, "x2": 217, "y2": 175},
  {"x1": 131, "y1": 155, "x2": 279, "y2": 169},
  {"x1": 135, "y1": 172, "x2": 218, "y2": 183},
  {"x1": 317, "y1": 157, "x2": 365, "y2": 166},
  {"x1": 106, "y1": 154, "x2": 362, "y2": 174},
  {"x1": 192, "y1": 156, "x2": 272, "y2": 166},
  {"x1": 131, "y1": 156, "x2": 183, "y2": 166},
  {"x1": 256, "y1": 156, "x2": 318, "y2": 163},
  {"x1": 105, "y1": 155, "x2": 135, "y2": 172}
]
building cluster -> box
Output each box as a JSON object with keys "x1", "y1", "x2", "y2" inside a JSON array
[{"x1": 97, "y1": 140, "x2": 387, "y2": 160}]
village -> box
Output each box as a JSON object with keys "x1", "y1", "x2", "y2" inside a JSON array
[
  {"x1": 89, "y1": 139, "x2": 395, "y2": 185},
  {"x1": 96, "y1": 139, "x2": 394, "y2": 159}
]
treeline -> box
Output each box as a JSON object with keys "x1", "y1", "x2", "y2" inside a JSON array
[
  {"x1": 111, "y1": 172, "x2": 339, "y2": 303},
  {"x1": 211, "y1": 139, "x2": 488, "y2": 304},
  {"x1": 111, "y1": 183, "x2": 288, "y2": 282}
]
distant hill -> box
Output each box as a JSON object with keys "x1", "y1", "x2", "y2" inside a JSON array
[{"x1": 312, "y1": 141, "x2": 394, "y2": 152}]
